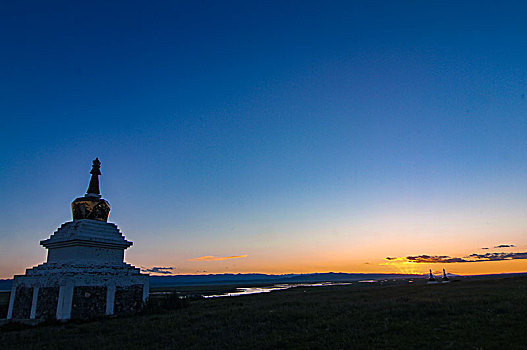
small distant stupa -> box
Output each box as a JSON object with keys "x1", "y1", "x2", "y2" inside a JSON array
[
  {"x1": 441, "y1": 269, "x2": 450, "y2": 282},
  {"x1": 7, "y1": 159, "x2": 149, "y2": 320},
  {"x1": 427, "y1": 269, "x2": 437, "y2": 283}
]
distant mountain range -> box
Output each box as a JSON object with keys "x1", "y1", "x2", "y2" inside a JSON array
[
  {"x1": 0, "y1": 272, "x2": 421, "y2": 291},
  {"x1": 148, "y1": 272, "x2": 422, "y2": 287},
  {"x1": 2, "y1": 272, "x2": 525, "y2": 291}
]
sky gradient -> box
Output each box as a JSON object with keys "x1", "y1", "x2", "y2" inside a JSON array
[{"x1": 1, "y1": 1, "x2": 527, "y2": 278}]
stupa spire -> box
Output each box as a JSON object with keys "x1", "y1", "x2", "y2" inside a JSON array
[
  {"x1": 71, "y1": 158, "x2": 111, "y2": 222},
  {"x1": 87, "y1": 158, "x2": 101, "y2": 196}
]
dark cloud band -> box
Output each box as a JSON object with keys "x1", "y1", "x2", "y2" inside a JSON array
[
  {"x1": 385, "y1": 252, "x2": 527, "y2": 264},
  {"x1": 141, "y1": 266, "x2": 176, "y2": 274}
]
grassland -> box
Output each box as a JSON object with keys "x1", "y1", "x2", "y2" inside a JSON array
[
  {"x1": 0, "y1": 292, "x2": 9, "y2": 319},
  {"x1": 1, "y1": 276, "x2": 527, "y2": 349},
  {"x1": 150, "y1": 284, "x2": 247, "y2": 297}
]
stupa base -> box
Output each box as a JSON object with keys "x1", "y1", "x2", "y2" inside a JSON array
[{"x1": 7, "y1": 263, "x2": 148, "y2": 320}]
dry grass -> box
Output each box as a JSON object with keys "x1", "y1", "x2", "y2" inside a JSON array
[
  {"x1": 0, "y1": 292, "x2": 9, "y2": 319},
  {"x1": 1, "y1": 276, "x2": 527, "y2": 349}
]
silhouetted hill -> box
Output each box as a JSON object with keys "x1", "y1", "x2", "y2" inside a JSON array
[
  {"x1": 148, "y1": 272, "x2": 421, "y2": 287},
  {"x1": 280, "y1": 272, "x2": 418, "y2": 283},
  {"x1": 3, "y1": 272, "x2": 526, "y2": 290},
  {"x1": 1, "y1": 273, "x2": 421, "y2": 291}
]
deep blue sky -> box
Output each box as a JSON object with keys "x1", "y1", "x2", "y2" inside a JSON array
[{"x1": 1, "y1": 1, "x2": 527, "y2": 277}]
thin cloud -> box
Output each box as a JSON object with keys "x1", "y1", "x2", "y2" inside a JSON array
[
  {"x1": 384, "y1": 252, "x2": 527, "y2": 264},
  {"x1": 406, "y1": 255, "x2": 468, "y2": 263},
  {"x1": 141, "y1": 266, "x2": 176, "y2": 274},
  {"x1": 188, "y1": 255, "x2": 247, "y2": 262},
  {"x1": 467, "y1": 252, "x2": 527, "y2": 261},
  {"x1": 481, "y1": 247, "x2": 489, "y2": 250},
  {"x1": 494, "y1": 244, "x2": 515, "y2": 248}
]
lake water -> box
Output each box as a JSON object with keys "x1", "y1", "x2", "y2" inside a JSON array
[{"x1": 203, "y1": 282, "x2": 353, "y2": 298}]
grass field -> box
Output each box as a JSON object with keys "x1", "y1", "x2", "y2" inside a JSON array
[
  {"x1": 150, "y1": 284, "x2": 247, "y2": 296},
  {"x1": 1, "y1": 276, "x2": 527, "y2": 349},
  {"x1": 0, "y1": 292, "x2": 9, "y2": 319}
]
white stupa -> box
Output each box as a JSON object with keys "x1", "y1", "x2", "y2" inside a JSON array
[
  {"x1": 7, "y1": 159, "x2": 149, "y2": 320},
  {"x1": 427, "y1": 269, "x2": 438, "y2": 284},
  {"x1": 441, "y1": 268, "x2": 450, "y2": 283}
]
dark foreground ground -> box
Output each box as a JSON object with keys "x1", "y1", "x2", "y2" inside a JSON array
[{"x1": 1, "y1": 276, "x2": 527, "y2": 349}]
